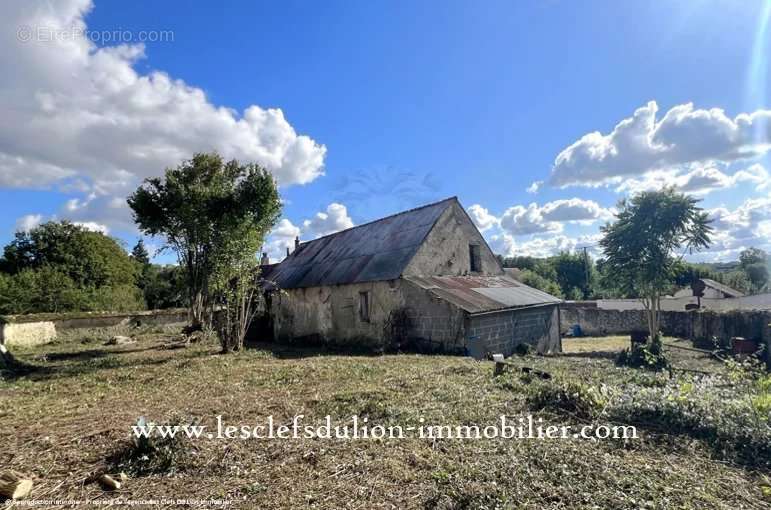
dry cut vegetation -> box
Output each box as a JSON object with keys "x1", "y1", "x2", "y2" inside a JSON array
[{"x1": 1, "y1": 328, "x2": 770, "y2": 509}]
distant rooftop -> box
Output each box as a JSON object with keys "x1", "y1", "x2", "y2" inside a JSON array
[{"x1": 700, "y1": 278, "x2": 744, "y2": 298}]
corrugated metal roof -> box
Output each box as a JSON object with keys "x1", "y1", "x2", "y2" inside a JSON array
[
  {"x1": 266, "y1": 198, "x2": 455, "y2": 289},
  {"x1": 405, "y1": 275, "x2": 561, "y2": 314},
  {"x1": 700, "y1": 278, "x2": 744, "y2": 298}
]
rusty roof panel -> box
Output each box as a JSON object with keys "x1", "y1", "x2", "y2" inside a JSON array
[
  {"x1": 405, "y1": 275, "x2": 561, "y2": 313},
  {"x1": 267, "y1": 198, "x2": 454, "y2": 289}
]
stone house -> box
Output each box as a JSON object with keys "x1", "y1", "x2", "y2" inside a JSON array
[{"x1": 262, "y1": 197, "x2": 561, "y2": 357}]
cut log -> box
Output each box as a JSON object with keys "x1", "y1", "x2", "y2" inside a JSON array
[
  {"x1": 0, "y1": 470, "x2": 33, "y2": 500},
  {"x1": 105, "y1": 336, "x2": 135, "y2": 346},
  {"x1": 98, "y1": 474, "x2": 121, "y2": 490},
  {"x1": 491, "y1": 354, "x2": 551, "y2": 379}
]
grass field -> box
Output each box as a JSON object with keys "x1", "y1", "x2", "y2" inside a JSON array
[{"x1": 2, "y1": 329, "x2": 770, "y2": 509}]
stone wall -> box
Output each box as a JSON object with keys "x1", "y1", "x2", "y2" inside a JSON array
[
  {"x1": 271, "y1": 280, "x2": 406, "y2": 349},
  {"x1": 466, "y1": 305, "x2": 560, "y2": 358},
  {"x1": 0, "y1": 309, "x2": 188, "y2": 347},
  {"x1": 560, "y1": 303, "x2": 647, "y2": 336},
  {"x1": 269, "y1": 278, "x2": 565, "y2": 357},
  {"x1": 405, "y1": 200, "x2": 503, "y2": 278},
  {"x1": 271, "y1": 279, "x2": 471, "y2": 353},
  {"x1": 583, "y1": 293, "x2": 771, "y2": 312},
  {"x1": 560, "y1": 303, "x2": 771, "y2": 353},
  {"x1": 0, "y1": 321, "x2": 57, "y2": 347}
]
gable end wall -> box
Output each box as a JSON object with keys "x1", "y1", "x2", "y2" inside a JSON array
[{"x1": 403, "y1": 201, "x2": 503, "y2": 277}]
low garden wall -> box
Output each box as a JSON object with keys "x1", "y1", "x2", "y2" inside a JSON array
[
  {"x1": 0, "y1": 309, "x2": 188, "y2": 347},
  {"x1": 561, "y1": 302, "x2": 771, "y2": 359}
]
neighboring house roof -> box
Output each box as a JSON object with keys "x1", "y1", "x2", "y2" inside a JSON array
[
  {"x1": 405, "y1": 275, "x2": 561, "y2": 314},
  {"x1": 700, "y1": 278, "x2": 744, "y2": 298},
  {"x1": 265, "y1": 198, "x2": 455, "y2": 289}
]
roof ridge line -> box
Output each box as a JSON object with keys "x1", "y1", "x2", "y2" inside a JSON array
[{"x1": 296, "y1": 196, "x2": 458, "y2": 247}]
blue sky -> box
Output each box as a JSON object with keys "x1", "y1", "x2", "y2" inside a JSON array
[{"x1": 1, "y1": 0, "x2": 770, "y2": 263}]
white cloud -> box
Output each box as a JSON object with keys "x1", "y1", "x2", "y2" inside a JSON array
[
  {"x1": 466, "y1": 204, "x2": 499, "y2": 232},
  {"x1": 616, "y1": 163, "x2": 770, "y2": 195},
  {"x1": 0, "y1": 0, "x2": 326, "y2": 232},
  {"x1": 14, "y1": 214, "x2": 43, "y2": 232},
  {"x1": 731, "y1": 164, "x2": 770, "y2": 191},
  {"x1": 488, "y1": 232, "x2": 517, "y2": 257},
  {"x1": 498, "y1": 199, "x2": 612, "y2": 236},
  {"x1": 705, "y1": 197, "x2": 771, "y2": 254},
  {"x1": 73, "y1": 221, "x2": 109, "y2": 234},
  {"x1": 550, "y1": 101, "x2": 771, "y2": 188},
  {"x1": 526, "y1": 181, "x2": 543, "y2": 194},
  {"x1": 263, "y1": 203, "x2": 354, "y2": 262},
  {"x1": 500, "y1": 204, "x2": 562, "y2": 235},
  {"x1": 481, "y1": 190, "x2": 771, "y2": 262},
  {"x1": 263, "y1": 218, "x2": 302, "y2": 262},
  {"x1": 14, "y1": 213, "x2": 108, "y2": 235},
  {"x1": 58, "y1": 194, "x2": 135, "y2": 232},
  {"x1": 539, "y1": 198, "x2": 613, "y2": 222},
  {"x1": 489, "y1": 232, "x2": 601, "y2": 259},
  {"x1": 302, "y1": 203, "x2": 354, "y2": 238},
  {"x1": 489, "y1": 197, "x2": 771, "y2": 262},
  {"x1": 273, "y1": 218, "x2": 302, "y2": 239}
]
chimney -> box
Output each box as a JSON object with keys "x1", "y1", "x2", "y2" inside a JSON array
[
  {"x1": 294, "y1": 235, "x2": 300, "y2": 252},
  {"x1": 286, "y1": 246, "x2": 290, "y2": 258},
  {"x1": 260, "y1": 252, "x2": 269, "y2": 266}
]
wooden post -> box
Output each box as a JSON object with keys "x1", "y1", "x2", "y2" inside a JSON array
[{"x1": 492, "y1": 354, "x2": 505, "y2": 376}]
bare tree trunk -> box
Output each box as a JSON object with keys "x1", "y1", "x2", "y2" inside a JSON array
[
  {"x1": 217, "y1": 275, "x2": 258, "y2": 353},
  {"x1": 651, "y1": 292, "x2": 662, "y2": 350}
]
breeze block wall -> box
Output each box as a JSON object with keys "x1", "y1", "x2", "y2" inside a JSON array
[{"x1": 466, "y1": 305, "x2": 560, "y2": 358}]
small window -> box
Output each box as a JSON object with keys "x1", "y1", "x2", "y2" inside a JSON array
[
  {"x1": 469, "y1": 244, "x2": 481, "y2": 272},
  {"x1": 358, "y1": 291, "x2": 370, "y2": 322}
]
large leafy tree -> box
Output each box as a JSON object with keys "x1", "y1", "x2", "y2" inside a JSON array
[
  {"x1": 128, "y1": 152, "x2": 281, "y2": 334},
  {"x1": 552, "y1": 251, "x2": 594, "y2": 299},
  {"x1": 142, "y1": 265, "x2": 187, "y2": 310},
  {"x1": 1, "y1": 221, "x2": 138, "y2": 288},
  {"x1": 739, "y1": 247, "x2": 769, "y2": 293},
  {"x1": 600, "y1": 188, "x2": 712, "y2": 346},
  {"x1": 131, "y1": 239, "x2": 151, "y2": 267},
  {"x1": 0, "y1": 221, "x2": 143, "y2": 314},
  {"x1": 739, "y1": 247, "x2": 767, "y2": 267}
]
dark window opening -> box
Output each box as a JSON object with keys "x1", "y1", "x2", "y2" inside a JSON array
[
  {"x1": 469, "y1": 244, "x2": 481, "y2": 272},
  {"x1": 359, "y1": 291, "x2": 370, "y2": 322}
]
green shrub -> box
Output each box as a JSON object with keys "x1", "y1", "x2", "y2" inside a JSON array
[
  {"x1": 518, "y1": 269, "x2": 563, "y2": 298},
  {"x1": 609, "y1": 376, "x2": 771, "y2": 467},
  {"x1": 526, "y1": 379, "x2": 609, "y2": 419},
  {"x1": 616, "y1": 340, "x2": 669, "y2": 371},
  {"x1": 0, "y1": 268, "x2": 145, "y2": 315},
  {"x1": 513, "y1": 342, "x2": 533, "y2": 356},
  {"x1": 0, "y1": 221, "x2": 146, "y2": 314},
  {"x1": 111, "y1": 417, "x2": 191, "y2": 476}
]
